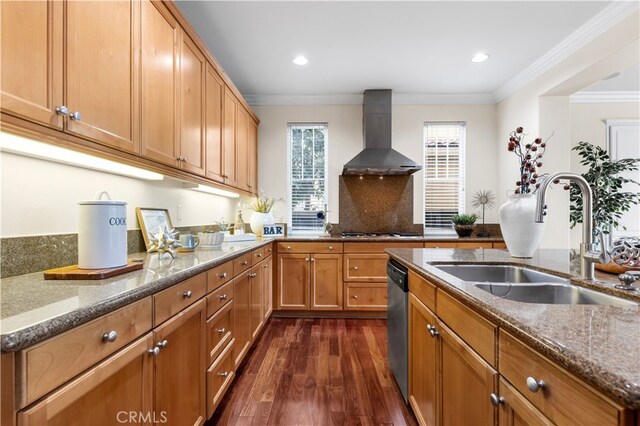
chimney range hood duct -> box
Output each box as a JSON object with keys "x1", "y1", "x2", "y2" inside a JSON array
[{"x1": 342, "y1": 89, "x2": 422, "y2": 176}]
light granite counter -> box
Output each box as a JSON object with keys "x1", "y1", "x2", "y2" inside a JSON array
[{"x1": 385, "y1": 248, "x2": 640, "y2": 409}]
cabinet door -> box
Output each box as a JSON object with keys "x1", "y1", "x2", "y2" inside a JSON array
[
  {"x1": 248, "y1": 118, "x2": 258, "y2": 194},
  {"x1": 408, "y1": 294, "x2": 439, "y2": 426},
  {"x1": 439, "y1": 320, "x2": 497, "y2": 426},
  {"x1": 65, "y1": 0, "x2": 139, "y2": 153},
  {"x1": 222, "y1": 87, "x2": 238, "y2": 187},
  {"x1": 236, "y1": 105, "x2": 249, "y2": 191},
  {"x1": 497, "y1": 378, "x2": 553, "y2": 426},
  {"x1": 179, "y1": 31, "x2": 206, "y2": 175},
  {"x1": 250, "y1": 264, "x2": 263, "y2": 341},
  {"x1": 310, "y1": 254, "x2": 343, "y2": 310},
  {"x1": 233, "y1": 272, "x2": 252, "y2": 367},
  {"x1": 18, "y1": 334, "x2": 154, "y2": 425},
  {"x1": 277, "y1": 254, "x2": 309, "y2": 310},
  {"x1": 141, "y1": 0, "x2": 180, "y2": 166},
  {"x1": 205, "y1": 63, "x2": 224, "y2": 183},
  {"x1": 154, "y1": 299, "x2": 206, "y2": 426},
  {"x1": 1, "y1": 0, "x2": 63, "y2": 129},
  {"x1": 262, "y1": 256, "x2": 273, "y2": 320}
]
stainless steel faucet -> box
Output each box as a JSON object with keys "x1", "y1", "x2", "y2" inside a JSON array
[{"x1": 535, "y1": 171, "x2": 610, "y2": 280}]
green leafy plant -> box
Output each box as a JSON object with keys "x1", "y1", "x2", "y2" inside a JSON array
[
  {"x1": 215, "y1": 217, "x2": 232, "y2": 232},
  {"x1": 250, "y1": 195, "x2": 279, "y2": 213},
  {"x1": 451, "y1": 214, "x2": 478, "y2": 226},
  {"x1": 570, "y1": 141, "x2": 640, "y2": 235}
]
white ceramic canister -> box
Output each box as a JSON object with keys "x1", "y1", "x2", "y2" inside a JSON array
[{"x1": 78, "y1": 191, "x2": 127, "y2": 269}]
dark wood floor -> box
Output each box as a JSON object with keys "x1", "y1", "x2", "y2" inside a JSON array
[{"x1": 209, "y1": 318, "x2": 418, "y2": 426}]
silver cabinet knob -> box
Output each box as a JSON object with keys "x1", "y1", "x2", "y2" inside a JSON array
[
  {"x1": 427, "y1": 324, "x2": 439, "y2": 338},
  {"x1": 216, "y1": 328, "x2": 226, "y2": 334},
  {"x1": 156, "y1": 340, "x2": 169, "y2": 349},
  {"x1": 353, "y1": 266, "x2": 359, "y2": 270},
  {"x1": 69, "y1": 111, "x2": 81, "y2": 121},
  {"x1": 219, "y1": 272, "x2": 227, "y2": 279},
  {"x1": 264, "y1": 264, "x2": 268, "y2": 269},
  {"x1": 55, "y1": 106, "x2": 69, "y2": 116},
  {"x1": 148, "y1": 347, "x2": 160, "y2": 356},
  {"x1": 489, "y1": 393, "x2": 504, "y2": 406},
  {"x1": 183, "y1": 290, "x2": 192, "y2": 299},
  {"x1": 526, "y1": 377, "x2": 545, "y2": 393},
  {"x1": 217, "y1": 371, "x2": 229, "y2": 378},
  {"x1": 310, "y1": 258, "x2": 315, "y2": 262},
  {"x1": 305, "y1": 258, "x2": 310, "y2": 262},
  {"x1": 287, "y1": 246, "x2": 292, "y2": 250},
  {"x1": 182, "y1": 157, "x2": 187, "y2": 162},
  {"x1": 267, "y1": 248, "x2": 272, "y2": 253},
  {"x1": 176, "y1": 156, "x2": 182, "y2": 161},
  {"x1": 353, "y1": 295, "x2": 359, "y2": 299},
  {"x1": 249, "y1": 273, "x2": 257, "y2": 278},
  {"x1": 219, "y1": 294, "x2": 227, "y2": 301},
  {"x1": 328, "y1": 246, "x2": 334, "y2": 250},
  {"x1": 241, "y1": 261, "x2": 248, "y2": 266},
  {"x1": 256, "y1": 253, "x2": 262, "y2": 258},
  {"x1": 102, "y1": 330, "x2": 118, "y2": 343}
]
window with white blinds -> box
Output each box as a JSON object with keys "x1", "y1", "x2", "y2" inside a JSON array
[
  {"x1": 424, "y1": 122, "x2": 466, "y2": 230},
  {"x1": 288, "y1": 124, "x2": 328, "y2": 233}
]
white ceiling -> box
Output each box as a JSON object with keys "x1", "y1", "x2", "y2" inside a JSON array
[{"x1": 176, "y1": 1, "x2": 618, "y2": 101}]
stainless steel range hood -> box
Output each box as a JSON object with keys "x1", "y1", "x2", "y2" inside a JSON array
[{"x1": 342, "y1": 89, "x2": 422, "y2": 176}]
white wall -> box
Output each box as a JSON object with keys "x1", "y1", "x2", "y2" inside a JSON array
[
  {"x1": 496, "y1": 10, "x2": 639, "y2": 248},
  {"x1": 255, "y1": 103, "x2": 499, "y2": 228},
  {"x1": 0, "y1": 151, "x2": 238, "y2": 237}
]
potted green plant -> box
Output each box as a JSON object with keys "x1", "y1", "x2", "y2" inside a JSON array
[
  {"x1": 569, "y1": 141, "x2": 640, "y2": 271},
  {"x1": 249, "y1": 194, "x2": 279, "y2": 237},
  {"x1": 451, "y1": 214, "x2": 478, "y2": 238}
]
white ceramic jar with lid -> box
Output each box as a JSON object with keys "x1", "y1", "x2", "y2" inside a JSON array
[{"x1": 78, "y1": 191, "x2": 127, "y2": 269}]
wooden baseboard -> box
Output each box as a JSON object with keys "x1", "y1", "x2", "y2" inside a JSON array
[{"x1": 271, "y1": 310, "x2": 386, "y2": 319}]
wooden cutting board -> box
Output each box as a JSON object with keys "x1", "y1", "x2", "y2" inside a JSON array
[{"x1": 44, "y1": 261, "x2": 143, "y2": 280}]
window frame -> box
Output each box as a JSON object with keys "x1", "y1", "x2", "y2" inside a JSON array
[
  {"x1": 287, "y1": 122, "x2": 329, "y2": 235},
  {"x1": 422, "y1": 121, "x2": 467, "y2": 233}
]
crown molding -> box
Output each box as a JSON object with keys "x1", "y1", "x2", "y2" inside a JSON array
[
  {"x1": 569, "y1": 91, "x2": 640, "y2": 103},
  {"x1": 493, "y1": 1, "x2": 639, "y2": 103},
  {"x1": 245, "y1": 93, "x2": 495, "y2": 106}
]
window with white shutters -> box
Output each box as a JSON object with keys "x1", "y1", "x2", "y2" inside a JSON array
[
  {"x1": 288, "y1": 124, "x2": 328, "y2": 233},
  {"x1": 424, "y1": 122, "x2": 466, "y2": 231}
]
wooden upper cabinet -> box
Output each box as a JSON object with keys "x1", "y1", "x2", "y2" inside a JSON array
[
  {"x1": 64, "y1": 0, "x2": 140, "y2": 153},
  {"x1": 205, "y1": 63, "x2": 224, "y2": 183},
  {"x1": 141, "y1": 0, "x2": 180, "y2": 167},
  {"x1": 1, "y1": 1, "x2": 63, "y2": 129},
  {"x1": 248, "y1": 118, "x2": 258, "y2": 194},
  {"x1": 222, "y1": 87, "x2": 238, "y2": 187},
  {"x1": 236, "y1": 105, "x2": 249, "y2": 192}
]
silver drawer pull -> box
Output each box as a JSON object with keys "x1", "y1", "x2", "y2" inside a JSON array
[
  {"x1": 217, "y1": 371, "x2": 229, "y2": 378},
  {"x1": 353, "y1": 266, "x2": 359, "y2": 270},
  {"x1": 148, "y1": 347, "x2": 160, "y2": 356},
  {"x1": 287, "y1": 246, "x2": 292, "y2": 250},
  {"x1": 241, "y1": 261, "x2": 248, "y2": 266},
  {"x1": 102, "y1": 331, "x2": 118, "y2": 343},
  {"x1": 219, "y1": 272, "x2": 227, "y2": 279},
  {"x1": 489, "y1": 393, "x2": 504, "y2": 406},
  {"x1": 328, "y1": 246, "x2": 334, "y2": 250},
  {"x1": 256, "y1": 253, "x2": 262, "y2": 258},
  {"x1": 219, "y1": 294, "x2": 227, "y2": 301},
  {"x1": 353, "y1": 295, "x2": 359, "y2": 299},
  {"x1": 183, "y1": 290, "x2": 192, "y2": 299},
  {"x1": 156, "y1": 339, "x2": 169, "y2": 349},
  {"x1": 526, "y1": 377, "x2": 545, "y2": 393},
  {"x1": 216, "y1": 328, "x2": 226, "y2": 334},
  {"x1": 427, "y1": 324, "x2": 439, "y2": 338}
]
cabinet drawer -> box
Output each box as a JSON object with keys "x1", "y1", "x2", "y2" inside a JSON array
[
  {"x1": 343, "y1": 254, "x2": 387, "y2": 282},
  {"x1": 207, "y1": 279, "x2": 234, "y2": 318},
  {"x1": 206, "y1": 301, "x2": 233, "y2": 365},
  {"x1": 206, "y1": 339, "x2": 235, "y2": 418},
  {"x1": 264, "y1": 243, "x2": 274, "y2": 257},
  {"x1": 207, "y1": 261, "x2": 233, "y2": 293},
  {"x1": 408, "y1": 270, "x2": 436, "y2": 312},
  {"x1": 154, "y1": 273, "x2": 206, "y2": 326},
  {"x1": 436, "y1": 290, "x2": 496, "y2": 366},
  {"x1": 233, "y1": 253, "x2": 252, "y2": 276},
  {"x1": 277, "y1": 242, "x2": 343, "y2": 254},
  {"x1": 499, "y1": 330, "x2": 624, "y2": 425},
  {"x1": 344, "y1": 242, "x2": 422, "y2": 253},
  {"x1": 493, "y1": 242, "x2": 507, "y2": 249},
  {"x1": 19, "y1": 297, "x2": 152, "y2": 406},
  {"x1": 344, "y1": 283, "x2": 387, "y2": 310},
  {"x1": 251, "y1": 246, "x2": 265, "y2": 265}
]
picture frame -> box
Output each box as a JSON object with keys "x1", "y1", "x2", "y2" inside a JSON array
[{"x1": 136, "y1": 207, "x2": 174, "y2": 250}]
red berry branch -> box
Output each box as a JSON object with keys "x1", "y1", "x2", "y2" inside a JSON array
[{"x1": 507, "y1": 127, "x2": 554, "y2": 194}]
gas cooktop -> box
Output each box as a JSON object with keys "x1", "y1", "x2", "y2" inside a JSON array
[{"x1": 340, "y1": 232, "x2": 423, "y2": 238}]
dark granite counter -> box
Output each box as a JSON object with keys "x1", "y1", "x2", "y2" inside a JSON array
[{"x1": 385, "y1": 248, "x2": 640, "y2": 409}]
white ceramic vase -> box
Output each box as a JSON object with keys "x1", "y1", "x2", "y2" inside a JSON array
[
  {"x1": 249, "y1": 212, "x2": 275, "y2": 237},
  {"x1": 498, "y1": 193, "x2": 545, "y2": 258}
]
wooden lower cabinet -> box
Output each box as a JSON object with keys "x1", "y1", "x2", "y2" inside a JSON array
[
  {"x1": 310, "y1": 254, "x2": 343, "y2": 310},
  {"x1": 343, "y1": 283, "x2": 387, "y2": 310},
  {"x1": 18, "y1": 334, "x2": 154, "y2": 425},
  {"x1": 408, "y1": 294, "x2": 438, "y2": 426},
  {"x1": 497, "y1": 378, "x2": 553, "y2": 426},
  {"x1": 250, "y1": 263, "x2": 264, "y2": 340},
  {"x1": 262, "y1": 256, "x2": 273, "y2": 320},
  {"x1": 233, "y1": 271, "x2": 252, "y2": 367},
  {"x1": 154, "y1": 299, "x2": 206, "y2": 426},
  {"x1": 277, "y1": 254, "x2": 309, "y2": 309},
  {"x1": 206, "y1": 340, "x2": 235, "y2": 418}
]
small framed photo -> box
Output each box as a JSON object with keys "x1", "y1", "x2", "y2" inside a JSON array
[
  {"x1": 136, "y1": 207, "x2": 174, "y2": 250},
  {"x1": 262, "y1": 223, "x2": 285, "y2": 237}
]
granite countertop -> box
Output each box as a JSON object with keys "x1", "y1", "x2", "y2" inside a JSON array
[
  {"x1": 283, "y1": 235, "x2": 504, "y2": 243},
  {"x1": 0, "y1": 239, "x2": 274, "y2": 353},
  {"x1": 385, "y1": 248, "x2": 640, "y2": 409}
]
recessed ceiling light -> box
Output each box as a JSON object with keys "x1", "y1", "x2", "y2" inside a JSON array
[
  {"x1": 471, "y1": 53, "x2": 489, "y2": 63},
  {"x1": 602, "y1": 72, "x2": 620, "y2": 80},
  {"x1": 292, "y1": 55, "x2": 309, "y2": 66}
]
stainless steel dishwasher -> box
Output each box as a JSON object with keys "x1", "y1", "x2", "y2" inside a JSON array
[{"x1": 387, "y1": 259, "x2": 409, "y2": 403}]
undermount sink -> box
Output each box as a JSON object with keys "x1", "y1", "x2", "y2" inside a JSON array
[
  {"x1": 434, "y1": 264, "x2": 637, "y2": 307},
  {"x1": 474, "y1": 283, "x2": 636, "y2": 307},
  {"x1": 434, "y1": 265, "x2": 569, "y2": 284}
]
